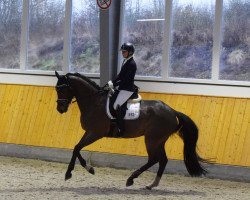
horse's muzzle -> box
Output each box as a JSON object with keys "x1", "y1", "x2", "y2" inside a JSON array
[
  {"x1": 56, "y1": 99, "x2": 71, "y2": 113},
  {"x1": 57, "y1": 106, "x2": 67, "y2": 113},
  {"x1": 57, "y1": 102, "x2": 69, "y2": 113}
]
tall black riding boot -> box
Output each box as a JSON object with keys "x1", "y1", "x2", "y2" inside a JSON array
[{"x1": 116, "y1": 106, "x2": 125, "y2": 137}]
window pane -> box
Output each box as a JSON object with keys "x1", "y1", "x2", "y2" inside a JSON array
[
  {"x1": 28, "y1": 0, "x2": 65, "y2": 70},
  {"x1": 170, "y1": 0, "x2": 215, "y2": 79},
  {"x1": 219, "y1": 0, "x2": 250, "y2": 81},
  {"x1": 123, "y1": 0, "x2": 165, "y2": 77},
  {"x1": 71, "y1": 0, "x2": 100, "y2": 73},
  {"x1": 0, "y1": 1, "x2": 22, "y2": 69}
]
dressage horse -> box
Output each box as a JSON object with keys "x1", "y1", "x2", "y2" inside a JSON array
[{"x1": 55, "y1": 71, "x2": 207, "y2": 189}]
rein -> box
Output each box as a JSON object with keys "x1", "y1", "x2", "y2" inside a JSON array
[{"x1": 56, "y1": 81, "x2": 103, "y2": 104}]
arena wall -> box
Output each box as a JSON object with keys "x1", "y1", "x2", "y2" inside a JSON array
[{"x1": 0, "y1": 83, "x2": 249, "y2": 167}]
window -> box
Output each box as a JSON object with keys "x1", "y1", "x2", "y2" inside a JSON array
[
  {"x1": 123, "y1": 0, "x2": 165, "y2": 77},
  {"x1": 0, "y1": 0, "x2": 249, "y2": 97},
  {"x1": 0, "y1": 0, "x2": 100, "y2": 73},
  {"x1": 0, "y1": 0, "x2": 22, "y2": 69},
  {"x1": 219, "y1": 0, "x2": 250, "y2": 81},
  {"x1": 28, "y1": 0, "x2": 65, "y2": 71},
  {"x1": 170, "y1": 0, "x2": 215, "y2": 79},
  {"x1": 71, "y1": 0, "x2": 100, "y2": 73},
  {"x1": 122, "y1": 0, "x2": 249, "y2": 85}
]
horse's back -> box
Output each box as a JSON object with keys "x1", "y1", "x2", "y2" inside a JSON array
[
  {"x1": 124, "y1": 99, "x2": 175, "y2": 124},
  {"x1": 139, "y1": 99, "x2": 178, "y2": 134},
  {"x1": 141, "y1": 99, "x2": 176, "y2": 115}
]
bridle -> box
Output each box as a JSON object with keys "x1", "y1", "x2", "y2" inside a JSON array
[
  {"x1": 56, "y1": 83, "x2": 74, "y2": 104},
  {"x1": 56, "y1": 77, "x2": 102, "y2": 105}
]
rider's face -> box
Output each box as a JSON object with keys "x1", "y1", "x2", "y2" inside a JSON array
[{"x1": 122, "y1": 50, "x2": 129, "y2": 58}]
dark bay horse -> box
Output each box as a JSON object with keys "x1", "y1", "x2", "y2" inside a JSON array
[{"x1": 55, "y1": 71, "x2": 207, "y2": 189}]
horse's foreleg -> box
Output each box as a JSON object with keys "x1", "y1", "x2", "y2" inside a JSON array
[
  {"x1": 65, "y1": 132, "x2": 100, "y2": 180},
  {"x1": 77, "y1": 152, "x2": 95, "y2": 175},
  {"x1": 146, "y1": 144, "x2": 168, "y2": 190}
]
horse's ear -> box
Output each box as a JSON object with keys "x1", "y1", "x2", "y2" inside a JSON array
[{"x1": 55, "y1": 71, "x2": 61, "y2": 79}]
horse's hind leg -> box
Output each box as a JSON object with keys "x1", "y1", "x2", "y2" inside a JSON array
[
  {"x1": 65, "y1": 132, "x2": 101, "y2": 180},
  {"x1": 126, "y1": 157, "x2": 158, "y2": 187},
  {"x1": 126, "y1": 141, "x2": 168, "y2": 190},
  {"x1": 146, "y1": 143, "x2": 168, "y2": 190},
  {"x1": 126, "y1": 138, "x2": 159, "y2": 187}
]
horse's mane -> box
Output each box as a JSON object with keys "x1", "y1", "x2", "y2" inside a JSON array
[{"x1": 66, "y1": 73, "x2": 101, "y2": 90}]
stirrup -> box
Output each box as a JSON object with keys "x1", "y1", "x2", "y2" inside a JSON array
[
  {"x1": 116, "y1": 127, "x2": 124, "y2": 137},
  {"x1": 116, "y1": 108, "x2": 125, "y2": 137}
]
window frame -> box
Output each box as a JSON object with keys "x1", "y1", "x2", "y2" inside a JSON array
[
  {"x1": 120, "y1": 0, "x2": 250, "y2": 87},
  {"x1": 0, "y1": 0, "x2": 100, "y2": 78},
  {"x1": 0, "y1": 0, "x2": 249, "y2": 98}
]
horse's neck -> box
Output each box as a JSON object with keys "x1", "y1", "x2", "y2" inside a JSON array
[
  {"x1": 70, "y1": 77, "x2": 102, "y2": 112},
  {"x1": 76, "y1": 92, "x2": 105, "y2": 115}
]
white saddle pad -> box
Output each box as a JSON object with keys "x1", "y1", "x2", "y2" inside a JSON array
[{"x1": 106, "y1": 96, "x2": 141, "y2": 120}]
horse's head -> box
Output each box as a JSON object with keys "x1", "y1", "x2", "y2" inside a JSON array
[{"x1": 55, "y1": 71, "x2": 74, "y2": 114}]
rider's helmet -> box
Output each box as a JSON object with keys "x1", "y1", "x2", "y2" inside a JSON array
[{"x1": 120, "y1": 42, "x2": 135, "y2": 56}]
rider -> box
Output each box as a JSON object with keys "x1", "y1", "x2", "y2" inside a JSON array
[{"x1": 108, "y1": 42, "x2": 137, "y2": 136}]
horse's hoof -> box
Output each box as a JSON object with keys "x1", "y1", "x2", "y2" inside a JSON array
[
  {"x1": 145, "y1": 186, "x2": 152, "y2": 190},
  {"x1": 88, "y1": 167, "x2": 95, "y2": 175},
  {"x1": 65, "y1": 172, "x2": 72, "y2": 180},
  {"x1": 126, "y1": 179, "x2": 134, "y2": 187}
]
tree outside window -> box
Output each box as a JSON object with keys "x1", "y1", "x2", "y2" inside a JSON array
[
  {"x1": 123, "y1": 0, "x2": 165, "y2": 77},
  {"x1": 28, "y1": 0, "x2": 65, "y2": 71},
  {"x1": 170, "y1": 0, "x2": 215, "y2": 79},
  {"x1": 0, "y1": 0, "x2": 22, "y2": 69},
  {"x1": 219, "y1": 0, "x2": 250, "y2": 81},
  {"x1": 70, "y1": 0, "x2": 100, "y2": 73}
]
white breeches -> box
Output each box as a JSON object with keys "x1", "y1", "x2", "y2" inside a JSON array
[{"x1": 113, "y1": 90, "x2": 133, "y2": 110}]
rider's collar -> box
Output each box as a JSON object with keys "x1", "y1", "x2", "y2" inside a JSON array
[
  {"x1": 122, "y1": 56, "x2": 133, "y2": 65},
  {"x1": 125, "y1": 55, "x2": 133, "y2": 61}
]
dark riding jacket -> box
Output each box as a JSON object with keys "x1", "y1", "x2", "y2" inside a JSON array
[{"x1": 113, "y1": 57, "x2": 137, "y2": 92}]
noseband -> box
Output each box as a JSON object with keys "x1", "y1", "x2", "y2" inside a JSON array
[
  {"x1": 57, "y1": 98, "x2": 72, "y2": 104},
  {"x1": 56, "y1": 83, "x2": 74, "y2": 104}
]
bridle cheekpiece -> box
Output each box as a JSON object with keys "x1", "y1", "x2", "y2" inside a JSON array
[{"x1": 56, "y1": 76, "x2": 74, "y2": 104}]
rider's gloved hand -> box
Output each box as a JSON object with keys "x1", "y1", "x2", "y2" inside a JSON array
[
  {"x1": 102, "y1": 80, "x2": 113, "y2": 91},
  {"x1": 108, "y1": 80, "x2": 114, "y2": 89}
]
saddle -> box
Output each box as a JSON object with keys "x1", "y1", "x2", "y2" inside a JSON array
[{"x1": 106, "y1": 88, "x2": 141, "y2": 120}]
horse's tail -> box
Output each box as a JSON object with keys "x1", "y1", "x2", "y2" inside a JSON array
[{"x1": 176, "y1": 111, "x2": 207, "y2": 176}]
